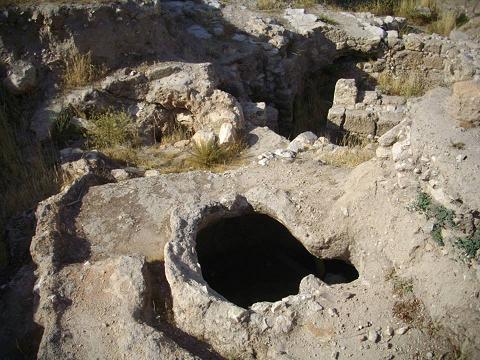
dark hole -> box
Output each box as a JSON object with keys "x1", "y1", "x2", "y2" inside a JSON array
[{"x1": 196, "y1": 213, "x2": 358, "y2": 308}]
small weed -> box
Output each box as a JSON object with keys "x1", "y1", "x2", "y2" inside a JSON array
[
  {"x1": 431, "y1": 225, "x2": 444, "y2": 246},
  {"x1": 386, "y1": 269, "x2": 414, "y2": 296},
  {"x1": 455, "y1": 13, "x2": 469, "y2": 27},
  {"x1": 432, "y1": 205, "x2": 455, "y2": 228},
  {"x1": 412, "y1": 191, "x2": 456, "y2": 247},
  {"x1": 393, "y1": 277, "x2": 414, "y2": 296},
  {"x1": 413, "y1": 190, "x2": 432, "y2": 213},
  {"x1": 455, "y1": 230, "x2": 480, "y2": 258},
  {"x1": 86, "y1": 109, "x2": 138, "y2": 149},
  {"x1": 377, "y1": 71, "x2": 427, "y2": 97},
  {"x1": 63, "y1": 48, "x2": 103, "y2": 89}
]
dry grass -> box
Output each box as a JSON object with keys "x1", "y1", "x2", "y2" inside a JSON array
[
  {"x1": 257, "y1": 0, "x2": 317, "y2": 10},
  {"x1": 87, "y1": 109, "x2": 138, "y2": 149},
  {"x1": 0, "y1": 87, "x2": 63, "y2": 267},
  {"x1": 160, "y1": 123, "x2": 193, "y2": 146},
  {"x1": 319, "y1": 147, "x2": 375, "y2": 167},
  {"x1": 377, "y1": 71, "x2": 427, "y2": 97},
  {"x1": 397, "y1": 0, "x2": 438, "y2": 23},
  {"x1": 0, "y1": 0, "x2": 113, "y2": 6},
  {"x1": 63, "y1": 49, "x2": 103, "y2": 89},
  {"x1": 427, "y1": 12, "x2": 457, "y2": 35},
  {"x1": 393, "y1": 298, "x2": 423, "y2": 324},
  {"x1": 345, "y1": 0, "x2": 438, "y2": 24},
  {"x1": 257, "y1": 0, "x2": 286, "y2": 10},
  {"x1": 293, "y1": 0, "x2": 316, "y2": 7},
  {"x1": 339, "y1": 132, "x2": 371, "y2": 147},
  {"x1": 187, "y1": 139, "x2": 247, "y2": 169}
]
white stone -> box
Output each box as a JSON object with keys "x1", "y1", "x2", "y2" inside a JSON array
[
  {"x1": 111, "y1": 169, "x2": 130, "y2": 182},
  {"x1": 144, "y1": 170, "x2": 160, "y2": 177},
  {"x1": 288, "y1": 131, "x2": 318, "y2": 152},
  {"x1": 192, "y1": 130, "x2": 216, "y2": 146},
  {"x1": 274, "y1": 149, "x2": 296, "y2": 159},
  {"x1": 3, "y1": 60, "x2": 37, "y2": 94},
  {"x1": 368, "y1": 329, "x2": 379, "y2": 342},
  {"x1": 218, "y1": 122, "x2": 236, "y2": 145},
  {"x1": 333, "y1": 79, "x2": 358, "y2": 106}
]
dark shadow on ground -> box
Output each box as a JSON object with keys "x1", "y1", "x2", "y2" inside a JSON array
[{"x1": 145, "y1": 260, "x2": 226, "y2": 360}]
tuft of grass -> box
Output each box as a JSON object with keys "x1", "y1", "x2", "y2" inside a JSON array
[
  {"x1": 455, "y1": 12, "x2": 469, "y2": 28},
  {"x1": 293, "y1": 0, "x2": 316, "y2": 7},
  {"x1": 431, "y1": 225, "x2": 444, "y2": 246},
  {"x1": 63, "y1": 49, "x2": 103, "y2": 89},
  {"x1": 187, "y1": 139, "x2": 246, "y2": 169},
  {"x1": 336, "y1": 0, "x2": 439, "y2": 25},
  {"x1": 319, "y1": 147, "x2": 375, "y2": 167},
  {"x1": 86, "y1": 109, "x2": 138, "y2": 149},
  {"x1": 50, "y1": 106, "x2": 85, "y2": 147},
  {"x1": 390, "y1": 274, "x2": 414, "y2": 296},
  {"x1": 339, "y1": 132, "x2": 371, "y2": 148},
  {"x1": 427, "y1": 12, "x2": 457, "y2": 35},
  {"x1": 257, "y1": 0, "x2": 286, "y2": 10},
  {"x1": 160, "y1": 123, "x2": 193, "y2": 146},
  {"x1": 0, "y1": 86, "x2": 63, "y2": 267},
  {"x1": 398, "y1": 0, "x2": 438, "y2": 24},
  {"x1": 392, "y1": 298, "x2": 422, "y2": 324},
  {"x1": 102, "y1": 146, "x2": 140, "y2": 167},
  {"x1": 257, "y1": 0, "x2": 317, "y2": 10},
  {"x1": 319, "y1": 14, "x2": 339, "y2": 25},
  {"x1": 377, "y1": 71, "x2": 427, "y2": 97},
  {"x1": 455, "y1": 230, "x2": 480, "y2": 258}
]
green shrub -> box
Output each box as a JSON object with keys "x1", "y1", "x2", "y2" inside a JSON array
[{"x1": 87, "y1": 110, "x2": 138, "y2": 149}]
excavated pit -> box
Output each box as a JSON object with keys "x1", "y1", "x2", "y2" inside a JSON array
[{"x1": 196, "y1": 213, "x2": 358, "y2": 308}]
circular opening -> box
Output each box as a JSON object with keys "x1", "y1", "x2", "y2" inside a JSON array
[{"x1": 196, "y1": 213, "x2": 358, "y2": 308}]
